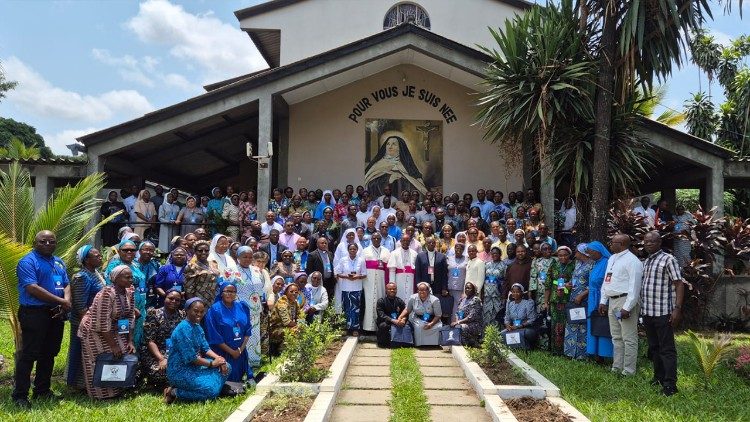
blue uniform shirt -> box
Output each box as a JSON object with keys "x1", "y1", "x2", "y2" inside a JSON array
[{"x1": 17, "y1": 250, "x2": 69, "y2": 306}]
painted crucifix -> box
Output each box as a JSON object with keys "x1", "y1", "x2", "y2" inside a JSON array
[{"x1": 416, "y1": 121, "x2": 439, "y2": 162}]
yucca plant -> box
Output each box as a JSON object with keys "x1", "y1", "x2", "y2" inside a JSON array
[
  {"x1": 0, "y1": 161, "x2": 120, "y2": 350},
  {"x1": 686, "y1": 330, "x2": 734, "y2": 387}
]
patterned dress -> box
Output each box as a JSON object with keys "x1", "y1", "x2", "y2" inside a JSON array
[
  {"x1": 67, "y1": 269, "x2": 104, "y2": 389},
  {"x1": 269, "y1": 296, "x2": 299, "y2": 354},
  {"x1": 546, "y1": 260, "x2": 575, "y2": 355},
  {"x1": 564, "y1": 261, "x2": 592, "y2": 359},
  {"x1": 483, "y1": 260, "x2": 507, "y2": 328},
  {"x1": 237, "y1": 265, "x2": 265, "y2": 367},
  {"x1": 167, "y1": 320, "x2": 229, "y2": 401},
  {"x1": 183, "y1": 258, "x2": 219, "y2": 307},
  {"x1": 140, "y1": 307, "x2": 185, "y2": 388},
  {"x1": 105, "y1": 258, "x2": 147, "y2": 349},
  {"x1": 457, "y1": 295, "x2": 483, "y2": 346},
  {"x1": 78, "y1": 286, "x2": 135, "y2": 399},
  {"x1": 529, "y1": 257, "x2": 554, "y2": 310}
]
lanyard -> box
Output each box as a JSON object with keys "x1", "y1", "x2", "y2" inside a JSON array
[{"x1": 115, "y1": 290, "x2": 131, "y2": 319}]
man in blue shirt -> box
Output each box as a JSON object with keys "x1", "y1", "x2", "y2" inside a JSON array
[
  {"x1": 471, "y1": 189, "x2": 495, "y2": 221},
  {"x1": 13, "y1": 230, "x2": 71, "y2": 408}
]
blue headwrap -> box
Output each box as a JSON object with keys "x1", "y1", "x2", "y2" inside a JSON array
[
  {"x1": 138, "y1": 240, "x2": 155, "y2": 251},
  {"x1": 215, "y1": 281, "x2": 236, "y2": 304},
  {"x1": 184, "y1": 297, "x2": 205, "y2": 310},
  {"x1": 586, "y1": 241, "x2": 612, "y2": 314},
  {"x1": 118, "y1": 240, "x2": 136, "y2": 250},
  {"x1": 77, "y1": 245, "x2": 93, "y2": 266},
  {"x1": 237, "y1": 246, "x2": 253, "y2": 257}
]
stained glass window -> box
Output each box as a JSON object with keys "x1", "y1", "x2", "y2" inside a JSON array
[{"x1": 383, "y1": 3, "x2": 431, "y2": 30}]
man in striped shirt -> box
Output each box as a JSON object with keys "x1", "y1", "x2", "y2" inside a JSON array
[{"x1": 642, "y1": 231, "x2": 684, "y2": 396}]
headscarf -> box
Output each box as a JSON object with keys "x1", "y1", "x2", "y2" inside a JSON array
[
  {"x1": 560, "y1": 197, "x2": 577, "y2": 229},
  {"x1": 510, "y1": 282, "x2": 526, "y2": 294},
  {"x1": 576, "y1": 243, "x2": 590, "y2": 257},
  {"x1": 137, "y1": 189, "x2": 150, "y2": 203},
  {"x1": 214, "y1": 280, "x2": 236, "y2": 304},
  {"x1": 294, "y1": 272, "x2": 308, "y2": 284},
  {"x1": 334, "y1": 228, "x2": 362, "y2": 266},
  {"x1": 416, "y1": 281, "x2": 433, "y2": 295},
  {"x1": 184, "y1": 297, "x2": 205, "y2": 310},
  {"x1": 237, "y1": 245, "x2": 253, "y2": 260},
  {"x1": 305, "y1": 271, "x2": 325, "y2": 305},
  {"x1": 211, "y1": 187, "x2": 221, "y2": 197},
  {"x1": 185, "y1": 195, "x2": 196, "y2": 208},
  {"x1": 314, "y1": 190, "x2": 336, "y2": 219},
  {"x1": 121, "y1": 232, "x2": 139, "y2": 242},
  {"x1": 138, "y1": 240, "x2": 156, "y2": 252},
  {"x1": 209, "y1": 234, "x2": 236, "y2": 271},
  {"x1": 586, "y1": 241, "x2": 611, "y2": 283},
  {"x1": 117, "y1": 226, "x2": 133, "y2": 239},
  {"x1": 77, "y1": 245, "x2": 93, "y2": 266},
  {"x1": 118, "y1": 239, "x2": 136, "y2": 250},
  {"x1": 109, "y1": 264, "x2": 130, "y2": 282},
  {"x1": 556, "y1": 246, "x2": 572, "y2": 255}
]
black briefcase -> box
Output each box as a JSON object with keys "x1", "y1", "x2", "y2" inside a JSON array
[
  {"x1": 589, "y1": 313, "x2": 611, "y2": 337},
  {"x1": 93, "y1": 353, "x2": 138, "y2": 388}
]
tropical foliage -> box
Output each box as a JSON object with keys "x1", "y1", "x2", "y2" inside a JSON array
[
  {"x1": 477, "y1": 0, "x2": 714, "y2": 240},
  {"x1": 0, "y1": 59, "x2": 17, "y2": 103},
  {"x1": 686, "y1": 30, "x2": 750, "y2": 156},
  {"x1": 685, "y1": 330, "x2": 734, "y2": 387},
  {"x1": 0, "y1": 137, "x2": 41, "y2": 160},
  {"x1": 0, "y1": 162, "x2": 119, "y2": 350},
  {"x1": 635, "y1": 85, "x2": 685, "y2": 127}
]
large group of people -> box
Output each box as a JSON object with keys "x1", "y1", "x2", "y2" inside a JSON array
[{"x1": 11, "y1": 185, "x2": 689, "y2": 410}]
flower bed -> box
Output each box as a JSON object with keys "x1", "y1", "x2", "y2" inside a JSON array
[
  {"x1": 251, "y1": 393, "x2": 314, "y2": 422},
  {"x1": 505, "y1": 397, "x2": 572, "y2": 422}
]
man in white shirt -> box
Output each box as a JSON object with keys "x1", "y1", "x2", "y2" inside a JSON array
[
  {"x1": 260, "y1": 211, "x2": 283, "y2": 236},
  {"x1": 380, "y1": 197, "x2": 397, "y2": 222},
  {"x1": 279, "y1": 220, "x2": 302, "y2": 250},
  {"x1": 123, "y1": 185, "x2": 139, "y2": 223},
  {"x1": 633, "y1": 196, "x2": 656, "y2": 227},
  {"x1": 598, "y1": 234, "x2": 643, "y2": 376},
  {"x1": 356, "y1": 201, "x2": 371, "y2": 228}
]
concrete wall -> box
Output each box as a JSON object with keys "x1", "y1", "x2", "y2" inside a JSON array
[
  {"x1": 240, "y1": 0, "x2": 523, "y2": 66},
  {"x1": 285, "y1": 64, "x2": 522, "y2": 193},
  {"x1": 710, "y1": 275, "x2": 750, "y2": 320}
]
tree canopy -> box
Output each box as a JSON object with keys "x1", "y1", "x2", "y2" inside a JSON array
[{"x1": 0, "y1": 117, "x2": 53, "y2": 159}]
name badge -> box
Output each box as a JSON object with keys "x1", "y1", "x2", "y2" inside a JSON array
[
  {"x1": 557, "y1": 278, "x2": 565, "y2": 289},
  {"x1": 391, "y1": 312, "x2": 398, "y2": 319},
  {"x1": 422, "y1": 313, "x2": 431, "y2": 322},
  {"x1": 297, "y1": 295, "x2": 303, "y2": 306},
  {"x1": 117, "y1": 319, "x2": 130, "y2": 334},
  {"x1": 172, "y1": 284, "x2": 183, "y2": 292},
  {"x1": 486, "y1": 275, "x2": 497, "y2": 284},
  {"x1": 232, "y1": 325, "x2": 241, "y2": 341},
  {"x1": 378, "y1": 261, "x2": 384, "y2": 269},
  {"x1": 324, "y1": 263, "x2": 332, "y2": 273},
  {"x1": 53, "y1": 274, "x2": 64, "y2": 291},
  {"x1": 457, "y1": 311, "x2": 465, "y2": 319},
  {"x1": 427, "y1": 266, "x2": 434, "y2": 275},
  {"x1": 451, "y1": 268, "x2": 460, "y2": 278},
  {"x1": 605, "y1": 272, "x2": 613, "y2": 283},
  {"x1": 514, "y1": 319, "x2": 522, "y2": 326},
  {"x1": 165, "y1": 338, "x2": 173, "y2": 356},
  {"x1": 285, "y1": 277, "x2": 293, "y2": 285}
]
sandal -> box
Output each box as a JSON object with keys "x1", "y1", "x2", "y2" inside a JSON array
[{"x1": 163, "y1": 387, "x2": 176, "y2": 404}]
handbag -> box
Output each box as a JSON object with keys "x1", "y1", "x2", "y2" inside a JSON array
[
  {"x1": 390, "y1": 324, "x2": 414, "y2": 345},
  {"x1": 589, "y1": 313, "x2": 611, "y2": 337},
  {"x1": 93, "y1": 353, "x2": 139, "y2": 388},
  {"x1": 221, "y1": 381, "x2": 247, "y2": 397},
  {"x1": 503, "y1": 330, "x2": 528, "y2": 350},
  {"x1": 439, "y1": 327, "x2": 462, "y2": 346},
  {"x1": 565, "y1": 304, "x2": 587, "y2": 324},
  {"x1": 438, "y1": 295, "x2": 454, "y2": 318}
]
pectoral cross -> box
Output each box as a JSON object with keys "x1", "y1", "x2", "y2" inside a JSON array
[{"x1": 416, "y1": 121, "x2": 439, "y2": 162}]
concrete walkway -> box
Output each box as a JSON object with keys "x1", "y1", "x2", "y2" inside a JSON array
[
  {"x1": 331, "y1": 343, "x2": 392, "y2": 421},
  {"x1": 330, "y1": 343, "x2": 491, "y2": 422},
  {"x1": 416, "y1": 347, "x2": 491, "y2": 422}
]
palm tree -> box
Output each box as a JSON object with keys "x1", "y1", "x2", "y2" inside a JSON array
[
  {"x1": 685, "y1": 92, "x2": 719, "y2": 141},
  {"x1": 635, "y1": 85, "x2": 686, "y2": 127},
  {"x1": 0, "y1": 162, "x2": 120, "y2": 350},
  {"x1": 0, "y1": 137, "x2": 42, "y2": 160}
]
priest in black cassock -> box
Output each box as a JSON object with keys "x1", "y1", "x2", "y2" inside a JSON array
[{"x1": 376, "y1": 282, "x2": 407, "y2": 348}]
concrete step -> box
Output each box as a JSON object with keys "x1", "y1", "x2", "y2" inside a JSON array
[
  {"x1": 344, "y1": 376, "x2": 392, "y2": 390},
  {"x1": 430, "y1": 405, "x2": 492, "y2": 422},
  {"x1": 330, "y1": 405, "x2": 391, "y2": 422},
  {"x1": 351, "y1": 356, "x2": 392, "y2": 366},
  {"x1": 336, "y1": 389, "x2": 391, "y2": 405},
  {"x1": 425, "y1": 389, "x2": 482, "y2": 406},
  {"x1": 420, "y1": 376, "x2": 471, "y2": 390},
  {"x1": 347, "y1": 365, "x2": 390, "y2": 377},
  {"x1": 416, "y1": 356, "x2": 459, "y2": 367},
  {"x1": 355, "y1": 348, "x2": 392, "y2": 357},
  {"x1": 419, "y1": 365, "x2": 465, "y2": 378}
]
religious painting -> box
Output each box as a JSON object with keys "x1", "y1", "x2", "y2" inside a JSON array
[{"x1": 364, "y1": 118, "x2": 443, "y2": 197}]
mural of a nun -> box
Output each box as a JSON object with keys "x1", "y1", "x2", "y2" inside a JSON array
[{"x1": 364, "y1": 131, "x2": 429, "y2": 197}]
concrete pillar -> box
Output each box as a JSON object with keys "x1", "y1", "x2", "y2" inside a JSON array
[
  {"x1": 706, "y1": 166, "x2": 724, "y2": 217},
  {"x1": 33, "y1": 174, "x2": 53, "y2": 211},
  {"x1": 278, "y1": 116, "x2": 289, "y2": 189},
  {"x1": 257, "y1": 95, "x2": 273, "y2": 217},
  {"x1": 540, "y1": 156, "x2": 555, "y2": 234},
  {"x1": 87, "y1": 153, "x2": 104, "y2": 248}
]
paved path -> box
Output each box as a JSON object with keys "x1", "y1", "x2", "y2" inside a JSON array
[{"x1": 330, "y1": 343, "x2": 490, "y2": 422}]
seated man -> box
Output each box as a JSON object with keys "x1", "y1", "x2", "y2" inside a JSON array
[{"x1": 376, "y1": 282, "x2": 406, "y2": 348}]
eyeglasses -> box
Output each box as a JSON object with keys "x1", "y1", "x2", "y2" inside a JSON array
[{"x1": 121, "y1": 249, "x2": 136, "y2": 253}]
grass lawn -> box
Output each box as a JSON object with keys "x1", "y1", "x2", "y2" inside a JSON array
[
  {"x1": 0, "y1": 322, "x2": 249, "y2": 421},
  {"x1": 390, "y1": 347, "x2": 430, "y2": 422},
  {"x1": 516, "y1": 333, "x2": 750, "y2": 422}
]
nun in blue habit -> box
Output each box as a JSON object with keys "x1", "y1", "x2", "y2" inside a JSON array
[{"x1": 204, "y1": 281, "x2": 253, "y2": 383}]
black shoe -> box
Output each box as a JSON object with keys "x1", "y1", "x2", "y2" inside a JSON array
[
  {"x1": 13, "y1": 398, "x2": 31, "y2": 409},
  {"x1": 649, "y1": 378, "x2": 662, "y2": 387},
  {"x1": 32, "y1": 390, "x2": 61, "y2": 401},
  {"x1": 662, "y1": 386, "x2": 678, "y2": 396}
]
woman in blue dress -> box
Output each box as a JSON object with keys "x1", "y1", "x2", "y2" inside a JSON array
[
  {"x1": 204, "y1": 282, "x2": 253, "y2": 383},
  {"x1": 235, "y1": 246, "x2": 264, "y2": 368},
  {"x1": 164, "y1": 297, "x2": 230, "y2": 404},
  {"x1": 105, "y1": 239, "x2": 147, "y2": 349},
  {"x1": 155, "y1": 247, "x2": 188, "y2": 307},
  {"x1": 66, "y1": 245, "x2": 104, "y2": 390},
  {"x1": 136, "y1": 240, "x2": 160, "y2": 308},
  {"x1": 564, "y1": 243, "x2": 593, "y2": 359},
  {"x1": 585, "y1": 241, "x2": 613, "y2": 359}
]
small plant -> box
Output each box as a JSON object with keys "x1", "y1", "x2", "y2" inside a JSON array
[
  {"x1": 733, "y1": 346, "x2": 750, "y2": 380},
  {"x1": 686, "y1": 330, "x2": 734, "y2": 387},
  {"x1": 468, "y1": 325, "x2": 508, "y2": 364},
  {"x1": 276, "y1": 320, "x2": 329, "y2": 382}
]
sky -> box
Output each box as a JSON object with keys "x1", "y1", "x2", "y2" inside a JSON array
[{"x1": 0, "y1": 0, "x2": 748, "y2": 155}]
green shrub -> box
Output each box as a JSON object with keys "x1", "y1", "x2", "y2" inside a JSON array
[
  {"x1": 468, "y1": 325, "x2": 508, "y2": 365},
  {"x1": 275, "y1": 311, "x2": 343, "y2": 383},
  {"x1": 686, "y1": 330, "x2": 735, "y2": 387}
]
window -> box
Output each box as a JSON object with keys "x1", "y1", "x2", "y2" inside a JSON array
[{"x1": 383, "y1": 3, "x2": 431, "y2": 30}]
